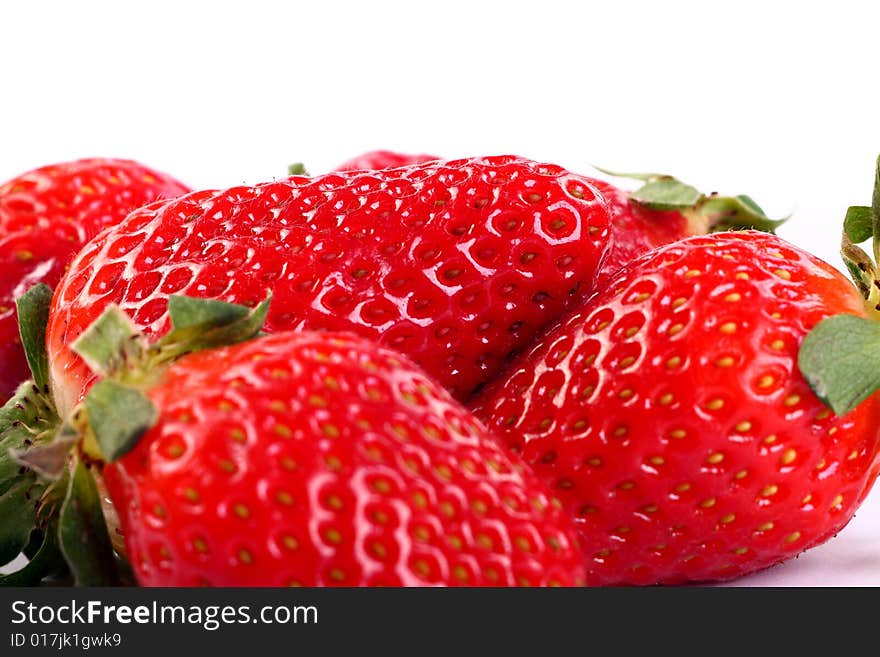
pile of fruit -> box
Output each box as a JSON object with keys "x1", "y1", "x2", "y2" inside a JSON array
[{"x1": 1, "y1": 151, "x2": 878, "y2": 586}]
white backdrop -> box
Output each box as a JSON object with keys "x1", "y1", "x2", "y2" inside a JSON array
[{"x1": 2, "y1": 0, "x2": 879, "y2": 585}]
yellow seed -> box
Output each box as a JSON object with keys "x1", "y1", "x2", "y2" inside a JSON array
[
  {"x1": 275, "y1": 491, "x2": 294, "y2": 506},
  {"x1": 831, "y1": 494, "x2": 843, "y2": 508},
  {"x1": 724, "y1": 292, "x2": 742, "y2": 302},
  {"x1": 815, "y1": 458, "x2": 827, "y2": 470},
  {"x1": 193, "y1": 538, "x2": 208, "y2": 553},
  {"x1": 372, "y1": 478, "x2": 391, "y2": 494},
  {"x1": 620, "y1": 356, "x2": 636, "y2": 368},
  {"x1": 735, "y1": 272, "x2": 750, "y2": 280},
  {"x1": 785, "y1": 531, "x2": 801, "y2": 543},
  {"x1": 669, "y1": 429, "x2": 686, "y2": 439},
  {"x1": 625, "y1": 326, "x2": 640, "y2": 337},
  {"x1": 184, "y1": 488, "x2": 200, "y2": 502},
  {"x1": 595, "y1": 549, "x2": 612, "y2": 558},
  {"x1": 618, "y1": 481, "x2": 635, "y2": 490},
  {"x1": 618, "y1": 388, "x2": 634, "y2": 399},
  {"x1": 735, "y1": 421, "x2": 752, "y2": 432},
  {"x1": 735, "y1": 469, "x2": 749, "y2": 480},
  {"x1": 700, "y1": 498, "x2": 716, "y2": 509},
  {"x1": 659, "y1": 393, "x2": 675, "y2": 406},
  {"x1": 453, "y1": 565, "x2": 470, "y2": 582},
  {"x1": 672, "y1": 297, "x2": 687, "y2": 308},
  {"x1": 720, "y1": 513, "x2": 736, "y2": 524},
  {"x1": 597, "y1": 320, "x2": 610, "y2": 331},
  {"x1": 329, "y1": 568, "x2": 345, "y2": 582},
  {"x1": 801, "y1": 494, "x2": 813, "y2": 505},
  {"x1": 770, "y1": 339, "x2": 785, "y2": 351},
  {"x1": 707, "y1": 452, "x2": 724, "y2": 465},
  {"x1": 219, "y1": 460, "x2": 236, "y2": 473},
  {"x1": 234, "y1": 504, "x2": 249, "y2": 518},
  {"x1": 829, "y1": 427, "x2": 838, "y2": 436},
  {"x1": 586, "y1": 457, "x2": 602, "y2": 467},
  {"x1": 515, "y1": 536, "x2": 532, "y2": 552},
  {"x1": 675, "y1": 483, "x2": 692, "y2": 493},
  {"x1": 763, "y1": 434, "x2": 778, "y2": 445},
  {"x1": 238, "y1": 549, "x2": 253, "y2": 564},
  {"x1": 643, "y1": 504, "x2": 659, "y2": 514},
  {"x1": 413, "y1": 526, "x2": 430, "y2": 541},
  {"x1": 634, "y1": 292, "x2": 651, "y2": 302},
  {"x1": 666, "y1": 356, "x2": 682, "y2": 369},
  {"x1": 613, "y1": 425, "x2": 628, "y2": 437},
  {"x1": 472, "y1": 500, "x2": 488, "y2": 515},
  {"x1": 773, "y1": 268, "x2": 792, "y2": 280},
  {"x1": 649, "y1": 456, "x2": 665, "y2": 466},
  {"x1": 327, "y1": 495, "x2": 343, "y2": 510},
  {"x1": 684, "y1": 269, "x2": 702, "y2": 278},
  {"x1": 848, "y1": 449, "x2": 859, "y2": 460},
  {"x1": 217, "y1": 400, "x2": 235, "y2": 411},
  {"x1": 323, "y1": 424, "x2": 340, "y2": 438},
  {"x1": 705, "y1": 398, "x2": 725, "y2": 411},
  {"x1": 816, "y1": 409, "x2": 832, "y2": 420},
  {"x1": 614, "y1": 526, "x2": 631, "y2": 534},
  {"x1": 308, "y1": 394, "x2": 327, "y2": 408},
  {"x1": 734, "y1": 547, "x2": 749, "y2": 555},
  {"x1": 325, "y1": 529, "x2": 342, "y2": 544},
  {"x1": 757, "y1": 375, "x2": 775, "y2": 389},
  {"x1": 719, "y1": 322, "x2": 737, "y2": 334},
  {"x1": 783, "y1": 394, "x2": 801, "y2": 407},
  {"x1": 771, "y1": 312, "x2": 782, "y2": 319},
  {"x1": 448, "y1": 535, "x2": 463, "y2": 550},
  {"x1": 274, "y1": 424, "x2": 292, "y2": 438},
  {"x1": 780, "y1": 449, "x2": 797, "y2": 466},
  {"x1": 268, "y1": 400, "x2": 285, "y2": 412},
  {"x1": 757, "y1": 521, "x2": 774, "y2": 532},
  {"x1": 229, "y1": 427, "x2": 246, "y2": 443},
  {"x1": 761, "y1": 484, "x2": 779, "y2": 497},
  {"x1": 280, "y1": 457, "x2": 297, "y2": 471},
  {"x1": 668, "y1": 323, "x2": 684, "y2": 336},
  {"x1": 716, "y1": 356, "x2": 735, "y2": 368}
]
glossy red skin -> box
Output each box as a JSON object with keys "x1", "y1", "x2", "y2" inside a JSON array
[
  {"x1": 333, "y1": 150, "x2": 440, "y2": 171},
  {"x1": 589, "y1": 179, "x2": 690, "y2": 285},
  {"x1": 48, "y1": 156, "x2": 611, "y2": 414},
  {"x1": 103, "y1": 331, "x2": 586, "y2": 587},
  {"x1": 0, "y1": 159, "x2": 189, "y2": 400},
  {"x1": 473, "y1": 231, "x2": 880, "y2": 585}
]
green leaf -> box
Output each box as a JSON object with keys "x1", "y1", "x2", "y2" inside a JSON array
[
  {"x1": 798, "y1": 314, "x2": 880, "y2": 415},
  {"x1": 15, "y1": 284, "x2": 53, "y2": 391},
  {"x1": 630, "y1": 179, "x2": 702, "y2": 210},
  {"x1": 84, "y1": 381, "x2": 158, "y2": 462},
  {"x1": 58, "y1": 457, "x2": 120, "y2": 586},
  {"x1": 287, "y1": 162, "x2": 309, "y2": 176},
  {"x1": 0, "y1": 381, "x2": 60, "y2": 566},
  {"x1": 0, "y1": 522, "x2": 67, "y2": 586},
  {"x1": 159, "y1": 294, "x2": 271, "y2": 356},
  {"x1": 735, "y1": 194, "x2": 766, "y2": 216},
  {"x1": 844, "y1": 206, "x2": 873, "y2": 244},
  {"x1": 70, "y1": 305, "x2": 141, "y2": 378}
]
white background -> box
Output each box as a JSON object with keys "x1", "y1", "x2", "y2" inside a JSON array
[{"x1": 1, "y1": 0, "x2": 879, "y2": 585}]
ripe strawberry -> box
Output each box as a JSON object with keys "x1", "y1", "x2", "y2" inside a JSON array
[
  {"x1": 102, "y1": 329, "x2": 585, "y2": 586},
  {"x1": 0, "y1": 158, "x2": 189, "y2": 400},
  {"x1": 472, "y1": 230, "x2": 880, "y2": 585},
  {"x1": 333, "y1": 150, "x2": 439, "y2": 171},
  {"x1": 47, "y1": 156, "x2": 612, "y2": 415}
]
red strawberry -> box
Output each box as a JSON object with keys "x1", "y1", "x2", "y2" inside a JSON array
[
  {"x1": 473, "y1": 230, "x2": 880, "y2": 585},
  {"x1": 0, "y1": 158, "x2": 189, "y2": 400},
  {"x1": 333, "y1": 150, "x2": 440, "y2": 171},
  {"x1": 47, "y1": 156, "x2": 612, "y2": 415},
  {"x1": 104, "y1": 330, "x2": 585, "y2": 586}
]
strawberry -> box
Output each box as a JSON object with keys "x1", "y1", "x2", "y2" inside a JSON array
[
  {"x1": 46, "y1": 156, "x2": 612, "y2": 415},
  {"x1": 472, "y1": 230, "x2": 880, "y2": 585},
  {"x1": 333, "y1": 150, "x2": 440, "y2": 171},
  {"x1": 8, "y1": 294, "x2": 585, "y2": 586},
  {"x1": 0, "y1": 158, "x2": 189, "y2": 400}
]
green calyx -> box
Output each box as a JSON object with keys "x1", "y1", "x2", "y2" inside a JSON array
[
  {"x1": 287, "y1": 162, "x2": 310, "y2": 176},
  {"x1": 595, "y1": 167, "x2": 786, "y2": 234},
  {"x1": 70, "y1": 294, "x2": 271, "y2": 463},
  {"x1": 2, "y1": 288, "x2": 271, "y2": 586},
  {"x1": 799, "y1": 155, "x2": 880, "y2": 416}
]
